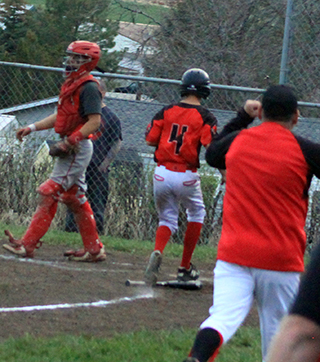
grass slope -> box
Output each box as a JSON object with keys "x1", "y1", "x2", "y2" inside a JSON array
[{"x1": 25, "y1": 0, "x2": 169, "y2": 25}]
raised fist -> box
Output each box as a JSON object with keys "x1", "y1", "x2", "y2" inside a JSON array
[{"x1": 244, "y1": 100, "x2": 261, "y2": 119}]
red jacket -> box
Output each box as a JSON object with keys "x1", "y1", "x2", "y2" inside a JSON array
[{"x1": 55, "y1": 74, "x2": 99, "y2": 136}]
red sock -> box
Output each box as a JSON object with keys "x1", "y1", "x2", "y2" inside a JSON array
[
  {"x1": 154, "y1": 225, "x2": 171, "y2": 253},
  {"x1": 180, "y1": 222, "x2": 202, "y2": 269}
]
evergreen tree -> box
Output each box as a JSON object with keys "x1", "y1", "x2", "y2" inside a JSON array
[
  {"x1": 0, "y1": 0, "x2": 29, "y2": 59},
  {"x1": 0, "y1": 0, "x2": 122, "y2": 108},
  {"x1": 0, "y1": 0, "x2": 121, "y2": 71}
]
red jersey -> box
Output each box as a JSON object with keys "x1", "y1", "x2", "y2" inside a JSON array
[
  {"x1": 146, "y1": 102, "x2": 217, "y2": 169},
  {"x1": 208, "y1": 120, "x2": 312, "y2": 272}
]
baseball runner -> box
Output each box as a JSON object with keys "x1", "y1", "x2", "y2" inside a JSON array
[
  {"x1": 183, "y1": 85, "x2": 320, "y2": 362},
  {"x1": 144, "y1": 68, "x2": 218, "y2": 285},
  {"x1": 266, "y1": 240, "x2": 320, "y2": 362},
  {"x1": 3, "y1": 40, "x2": 106, "y2": 262}
]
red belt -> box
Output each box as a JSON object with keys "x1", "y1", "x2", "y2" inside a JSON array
[{"x1": 158, "y1": 162, "x2": 197, "y2": 173}]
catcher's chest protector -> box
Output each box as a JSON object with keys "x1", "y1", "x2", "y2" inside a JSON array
[{"x1": 55, "y1": 74, "x2": 99, "y2": 137}]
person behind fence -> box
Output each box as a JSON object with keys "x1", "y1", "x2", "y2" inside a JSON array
[
  {"x1": 182, "y1": 85, "x2": 320, "y2": 362},
  {"x1": 143, "y1": 68, "x2": 218, "y2": 285},
  {"x1": 2, "y1": 40, "x2": 107, "y2": 262},
  {"x1": 265, "y1": 239, "x2": 320, "y2": 362},
  {"x1": 65, "y1": 78, "x2": 122, "y2": 234}
]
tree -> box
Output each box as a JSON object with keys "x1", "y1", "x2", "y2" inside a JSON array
[
  {"x1": 0, "y1": 0, "x2": 121, "y2": 71},
  {"x1": 286, "y1": 0, "x2": 320, "y2": 106},
  {"x1": 30, "y1": 0, "x2": 121, "y2": 71},
  {"x1": 142, "y1": 0, "x2": 287, "y2": 106},
  {"x1": 0, "y1": 0, "x2": 30, "y2": 59},
  {"x1": 0, "y1": 0, "x2": 122, "y2": 108}
]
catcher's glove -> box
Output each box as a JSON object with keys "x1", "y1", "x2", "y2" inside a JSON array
[{"x1": 47, "y1": 140, "x2": 79, "y2": 158}]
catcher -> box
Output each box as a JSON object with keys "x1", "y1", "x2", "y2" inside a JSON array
[{"x1": 3, "y1": 40, "x2": 106, "y2": 262}]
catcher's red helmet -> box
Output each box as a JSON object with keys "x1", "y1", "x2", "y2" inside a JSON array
[
  {"x1": 180, "y1": 68, "x2": 211, "y2": 99},
  {"x1": 64, "y1": 41, "x2": 101, "y2": 78}
]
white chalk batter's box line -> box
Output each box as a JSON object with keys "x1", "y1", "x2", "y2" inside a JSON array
[
  {"x1": 0, "y1": 254, "x2": 212, "y2": 314},
  {"x1": 0, "y1": 254, "x2": 214, "y2": 283},
  {"x1": 0, "y1": 254, "x2": 157, "y2": 314},
  {"x1": 0, "y1": 254, "x2": 133, "y2": 272},
  {"x1": 0, "y1": 293, "x2": 154, "y2": 314}
]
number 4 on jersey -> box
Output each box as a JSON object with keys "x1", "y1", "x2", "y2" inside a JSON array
[{"x1": 169, "y1": 124, "x2": 188, "y2": 154}]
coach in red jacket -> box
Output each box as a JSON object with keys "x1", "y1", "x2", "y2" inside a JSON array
[{"x1": 183, "y1": 85, "x2": 320, "y2": 362}]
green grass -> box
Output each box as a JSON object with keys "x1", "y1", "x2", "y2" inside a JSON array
[
  {"x1": 0, "y1": 327, "x2": 261, "y2": 362},
  {"x1": 25, "y1": 0, "x2": 44, "y2": 5},
  {"x1": 108, "y1": 0, "x2": 169, "y2": 24},
  {"x1": 25, "y1": 0, "x2": 170, "y2": 25},
  {"x1": 0, "y1": 221, "x2": 217, "y2": 261}
]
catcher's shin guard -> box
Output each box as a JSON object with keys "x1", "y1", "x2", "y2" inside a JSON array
[
  {"x1": 73, "y1": 201, "x2": 103, "y2": 255},
  {"x1": 21, "y1": 179, "x2": 62, "y2": 251},
  {"x1": 37, "y1": 179, "x2": 64, "y2": 197},
  {"x1": 22, "y1": 198, "x2": 58, "y2": 250},
  {"x1": 59, "y1": 184, "x2": 86, "y2": 208},
  {"x1": 60, "y1": 186, "x2": 103, "y2": 256}
]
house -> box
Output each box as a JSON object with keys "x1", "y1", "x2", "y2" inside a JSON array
[{"x1": 109, "y1": 22, "x2": 159, "y2": 76}]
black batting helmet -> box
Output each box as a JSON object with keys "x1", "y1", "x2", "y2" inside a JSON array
[{"x1": 180, "y1": 68, "x2": 211, "y2": 99}]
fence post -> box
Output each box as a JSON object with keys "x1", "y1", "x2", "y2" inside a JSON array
[{"x1": 279, "y1": 0, "x2": 293, "y2": 85}]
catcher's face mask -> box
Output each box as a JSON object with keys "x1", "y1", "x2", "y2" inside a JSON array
[{"x1": 63, "y1": 52, "x2": 92, "y2": 78}]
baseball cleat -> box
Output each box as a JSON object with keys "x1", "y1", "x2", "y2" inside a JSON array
[
  {"x1": 64, "y1": 246, "x2": 106, "y2": 262},
  {"x1": 177, "y1": 263, "x2": 200, "y2": 282},
  {"x1": 144, "y1": 250, "x2": 162, "y2": 286},
  {"x1": 3, "y1": 230, "x2": 35, "y2": 257},
  {"x1": 183, "y1": 358, "x2": 200, "y2": 362},
  {"x1": 4, "y1": 229, "x2": 23, "y2": 246},
  {"x1": 3, "y1": 244, "x2": 34, "y2": 258}
]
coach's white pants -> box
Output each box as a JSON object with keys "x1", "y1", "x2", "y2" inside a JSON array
[{"x1": 200, "y1": 260, "x2": 300, "y2": 360}]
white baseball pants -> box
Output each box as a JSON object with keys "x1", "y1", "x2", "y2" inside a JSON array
[
  {"x1": 200, "y1": 260, "x2": 300, "y2": 361},
  {"x1": 153, "y1": 165, "x2": 206, "y2": 233}
]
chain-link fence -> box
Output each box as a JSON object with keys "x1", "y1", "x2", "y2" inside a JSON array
[
  {"x1": 0, "y1": 62, "x2": 320, "y2": 247},
  {"x1": 283, "y1": 0, "x2": 320, "y2": 107}
]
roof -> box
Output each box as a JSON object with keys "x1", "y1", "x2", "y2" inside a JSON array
[
  {"x1": 118, "y1": 22, "x2": 159, "y2": 48},
  {"x1": 2, "y1": 96, "x2": 320, "y2": 161},
  {"x1": 109, "y1": 22, "x2": 159, "y2": 75}
]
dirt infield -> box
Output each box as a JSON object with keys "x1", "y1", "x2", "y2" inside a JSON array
[{"x1": 0, "y1": 244, "x2": 259, "y2": 342}]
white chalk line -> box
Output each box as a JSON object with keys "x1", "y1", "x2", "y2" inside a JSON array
[
  {"x1": 1, "y1": 254, "x2": 213, "y2": 284},
  {"x1": 0, "y1": 254, "x2": 133, "y2": 272},
  {"x1": 0, "y1": 293, "x2": 154, "y2": 313}
]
